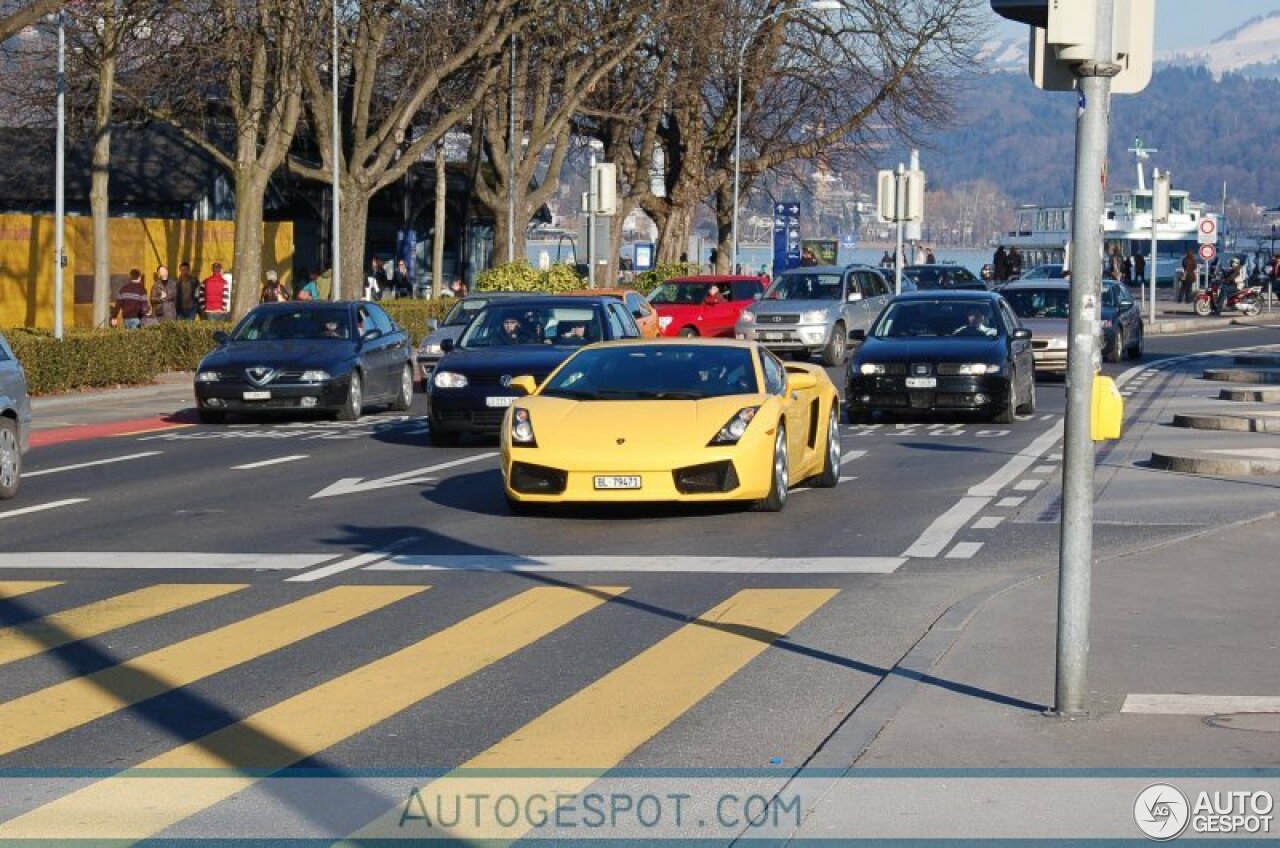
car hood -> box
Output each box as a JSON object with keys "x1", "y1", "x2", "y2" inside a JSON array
[
  {"x1": 750, "y1": 299, "x2": 841, "y2": 313},
  {"x1": 436, "y1": 345, "x2": 575, "y2": 377},
  {"x1": 520, "y1": 395, "x2": 765, "y2": 453},
  {"x1": 199, "y1": 340, "x2": 356, "y2": 371},
  {"x1": 419, "y1": 326, "x2": 463, "y2": 351},
  {"x1": 854, "y1": 335, "x2": 1007, "y2": 364}
]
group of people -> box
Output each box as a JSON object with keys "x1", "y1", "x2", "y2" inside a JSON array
[
  {"x1": 110, "y1": 262, "x2": 233, "y2": 329},
  {"x1": 877, "y1": 246, "x2": 939, "y2": 270},
  {"x1": 990, "y1": 246, "x2": 1024, "y2": 282}
]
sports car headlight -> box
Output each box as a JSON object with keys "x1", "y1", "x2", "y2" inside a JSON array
[
  {"x1": 709, "y1": 406, "x2": 759, "y2": 446},
  {"x1": 299, "y1": 370, "x2": 331, "y2": 382},
  {"x1": 939, "y1": 363, "x2": 1002, "y2": 376},
  {"x1": 195, "y1": 371, "x2": 222, "y2": 382},
  {"x1": 511, "y1": 407, "x2": 537, "y2": 446},
  {"x1": 433, "y1": 371, "x2": 468, "y2": 389},
  {"x1": 739, "y1": 310, "x2": 756, "y2": 324},
  {"x1": 1047, "y1": 338, "x2": 1068, "y2": 350},
  {"x1": 801, "y1": 309, "x2": 827, "y2": 324},
  {"x1": 859, "y1": 363, "x2": 886, "y2": 375}
]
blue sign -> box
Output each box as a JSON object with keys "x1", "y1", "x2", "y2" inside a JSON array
[
  {"x1": 633, "y1": 242, "x2": 655, "y2": 271},
  {"x1": 772, "y1": 200, "x2": 802, "y2": 273}
]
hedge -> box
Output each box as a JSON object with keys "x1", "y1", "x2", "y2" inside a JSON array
[
  {"x1": 474, "y1": 261, "x2": 585, "y2": 293},
  {"x1": 633, "y1": 262, "x2": 703, "y2": 293}
]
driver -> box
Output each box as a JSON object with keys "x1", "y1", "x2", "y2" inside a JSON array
[
  {"x1": 954, "y1": 307, "x2": 996, "y2": 337},
  {"x1": 497, "y1": 315, "x2": 527, "y2": 344},
  {"x1": 1213, "y1": 258, "x2": 1244, "y2": 315}
]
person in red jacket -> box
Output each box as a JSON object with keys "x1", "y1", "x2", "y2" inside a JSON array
[{"x1": 199, "y1": 262, "x2": 230, "y2": 321}]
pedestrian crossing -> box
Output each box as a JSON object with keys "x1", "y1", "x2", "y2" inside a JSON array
[{"x1": 0, "y1": 580, "x2": 838, "y2": 841}]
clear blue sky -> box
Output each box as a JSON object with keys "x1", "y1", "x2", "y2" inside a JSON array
[{"x1": 986, "y1": 1, "x2": 1278, "y2": 51}]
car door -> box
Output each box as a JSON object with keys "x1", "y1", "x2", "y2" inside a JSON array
[
  {"x1": 358, "y1": 305, "x2": 396, "y2": 398},
  {"x1": 624, "y1": 292, "x2": 658, "y2": 337},
  {"x1": 999, "y1": 300, "x2": 1034, "y2": 391},
  {"x1": 864, "y1": 271, "x2": 893, "y2": 318},
  {"x1": 840, "y1": 271, "x2": 867, "y2": 332},
  {"x1": 760, "y1": 349, "x2": 808, "y2": 467}
]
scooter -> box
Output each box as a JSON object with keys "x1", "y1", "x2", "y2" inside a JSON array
[{"x1": 1194, "y1": 281, "x2": 1262, "y2": 317}]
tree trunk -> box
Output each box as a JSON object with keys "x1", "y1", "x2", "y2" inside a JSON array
[
  {"x1": 432, "y1": 145, "x2": 446, "y2": 297},
  {"x1": 90, "y1": 48, "x2": 116, "y2": 328},
  {"x1": 655, "y1": 203, "x2": 693, "y2": 265},
  {"x1": 714, "y1": 184, "x2": 733, "y2": 274},
  {"x1": 491, "y1": 202, "x2": 511, "y2": 267},
  {"x1": 339, "y1": 186, "x2": 370, "y2": 300},
  {"x1": 230, "y1": 169, "x2": 269, "y2": 318}
]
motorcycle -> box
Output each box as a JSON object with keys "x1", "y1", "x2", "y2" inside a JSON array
[{"x1": 1194, "y1": 280, "x2": 1262, "y2": 317}]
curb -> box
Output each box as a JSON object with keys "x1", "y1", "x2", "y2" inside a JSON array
[
  {"x1": 1172, "y1": 412, "x2": 1280, "y2": 433},
  {"x1": 1201, "y1": 368, "x2": 1280, "y2": 384},
  {"x1": 30, "y1": 374, "x2": 192, "y2": 412},
  {"x1": 1145, "y1": 315, "x2": 1275, "y2": 336},
  {"x1": 1234, "y1": 354, "x2": 1280, "y2": 367},
  {"x1": 1219, "y1": 387, "x2": 1280, "y2": 402},
  {"x1": 1150, "y1": 450, "x2": 1280, "y2": 476}
]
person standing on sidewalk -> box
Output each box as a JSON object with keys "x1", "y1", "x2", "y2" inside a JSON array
[
  {"x1": 175, "y1": 262, "x2": 199, "y2": 320},
  {"x1": 200, "y1": 262, "x2": 230, "y2": 321},
  {"x1": 149, "y1": 265, "x2": 178, "y2": 322},
  {"x1": 1133, "y1": 253, "x2": 1146, "y2": 287},
  {"x1": 1179, "y1": 248, "x2": 1197, "y2": 304},
  {"x1": 259, "y1": 270, "x2": 288, "y2": 303},
  {"x1": 111, "y1": 269, "x2": 152, "y2": 329}
]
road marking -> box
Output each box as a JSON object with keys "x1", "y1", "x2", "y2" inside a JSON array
[
  {"x1": 1032, "y1": 464, "x2": 1057, "y2": 474},
  {"x1": 231, "y1": 454, "x2": 309, "y2": 470},
  {"x1": 841, "y1": 449, "x2": 867, "y2": 463},
  {"x1": 0, "y1": 584, "x2": 246, "y2": 668},
  {"x1": 369, "y1": 555, "x2": 904, "y2": 574},
  {"x1": 1013, "y1": 478, "x2": 1043, "y2": 492},
  {"x1": 0, "y1": 552, "x2": 334, "y2": 570},
  {"x1": 0, "y1": 586, "x2": 423, "y2": 757},
  {"x1": 0, "y1": 499, "x2": 88, "y2": 521},
  {"x1": 967, "y1": 422, "x2": 1063, "y2": 497},
  {"x1": 352, "y1": 588, "x2": 837, "y2": 840},
  {"x1": 310, "y1": 452, "x2": 498, "y2": 498},
  {"x1": 945, "y1": 542, "x2": 983, "y2": 559},
  {"x1": 1121, "y1": 694, "x2": 1280, "y2": 715},
  {"x1": 838, "y1": 475, "x2": 858, "y2": 483},
  {"x1": 996, "y1": 496, "x2": 1025, "y2": 508},
  {"x1": 24, "y1": 451, "x2": 163, "y2": 478},
  {"x1": 902, "y1": 496, "x2": 991, "y2": 558},
  {"x1": 0, "y1": 586, "x2": 622, "y2": 840},
  {"x1": 0, "y1": 581, "x2": 62, "y2": 600},
  {"x1": 113, "y1": 423, "x2": 194, "y2": 437},
  {"x1": 286, "y1": 537, "x2": 423, "y2": 583},
  {"x1": 971, "y1": 516, "x2": 1004, "y2": 530}
]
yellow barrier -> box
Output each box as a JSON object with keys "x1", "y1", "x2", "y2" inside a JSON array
[
  {"x1": 1091, "y1": 375, "x2": 1123, "y2": 440},
  {"x1": 0, "y1": 214, "x2": 293, "y2": 329}
]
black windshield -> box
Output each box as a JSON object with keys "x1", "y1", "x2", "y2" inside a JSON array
[
  {"x1": 542, "y1": 345, "x2": 759, "y2": 400},
  {"x1": 232, "y1": 307, "x2": 352, "y2": 341}
]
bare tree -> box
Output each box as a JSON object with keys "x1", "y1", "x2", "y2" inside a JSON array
[{"x1": 0, "y1": 0, "x2": 65, "y2": 44}]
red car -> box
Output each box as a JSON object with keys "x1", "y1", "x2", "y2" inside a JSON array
[{"x1": 648, "y1": 275, "x2": 766, "y2": 337}]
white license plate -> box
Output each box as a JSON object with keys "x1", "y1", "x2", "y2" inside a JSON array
[
  {"x1": 242, "y1": 390, "x2": 271, "y2": 400},
  {"x1": 760, "y1": 332, "x2": 783, "y2": 341},
  {"x1": 485, "y1": 396, "x2": 516, "y2": 408},
  {"x1": 905, "y1": 377, "x2": 936, "y2": 389},
  {"x1": 594, "y1": 475, "x2": 641, "y2": 490}
]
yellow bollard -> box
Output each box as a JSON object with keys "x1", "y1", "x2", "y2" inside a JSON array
[{"x1": 1091, "y1": 375, "x2": 1124, "y2": 440}]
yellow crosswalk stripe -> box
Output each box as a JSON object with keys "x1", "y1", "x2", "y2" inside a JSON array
[
  {"x1": 352, "y1": 587, "x2": 838, "y2": 840},
  {"x1": 0, "y1": 585, "x2": 423, "y2": 759},
  {"x1": 0, "y1": 584, "x2": 248, "y2": 668},
  {"x1": 0, "y1": 585, "x2": 626, "y2": 841},
  {"x1": 0, "y1": 581, "x2": 61, "y2": 600}
]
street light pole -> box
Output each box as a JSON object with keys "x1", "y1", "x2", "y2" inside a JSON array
[
  {"x1": 54, "y1": 9, "x2": 65, "y2": 340},
  {"x1": 330, "y1": 0, "x2": 341, "y2": 300},
  {"x1": 508, "y1": 33, "x2": 516, "y2": 264}
]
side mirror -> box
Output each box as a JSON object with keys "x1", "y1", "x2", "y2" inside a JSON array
[
  {"x1": 847, "y1": 292, "x2": 863, "y2": 302},
  {"x1": 1013, "y1": 328, "x2": 1033, "y2": 341},
  {"x1": 212, "y1": 331, "x2": 228, "y2": 345},
  {"x1": 510, "y1": 375, "x2": 537, "y2": 395},
  {"x1": 428, "y1": 318, "x2": 440, "y2": 331},
  {"x1": 362, "y1": 327, "x2": 383, "y2": 341},
  {"x1": 440, "y1": 337, "x2": 455, "y2": 354},
  {"x1": 787, "y1": 372, "x2": 818, "y2": 392},
  {"x1": 848, "y1": 328, "x2": 866, "y2": 342}
]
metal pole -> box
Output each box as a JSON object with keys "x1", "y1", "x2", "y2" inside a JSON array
[
  {"x1": 1149, "y1": 213, "x2": 1157, "y2": 322},
  {"x1": 330, "y1": 0, "x2": 341, "y2": 300},
  {"x1": 54, "y1": 10, "x2": 65, "y2": 340},
  {"x1": 507, "y1": 33, "x2": 516, "y2": 264},
  {"x1": 894, "y1": 163, "x2": 905, "y2": 295},
  {"x1": 587, "y1": 151, "x2": 596, "y2": 288},
  {"x1": 1054, "y1": 0, "x2": 1116, "y2": 717},
  {"x1": 731, "y1": 53, "x2": 744, "y2": 275}
]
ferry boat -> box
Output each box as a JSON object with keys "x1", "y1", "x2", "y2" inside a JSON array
[{"x1": 1001, "y1": 142, "x2": 1222, "y2": 279}]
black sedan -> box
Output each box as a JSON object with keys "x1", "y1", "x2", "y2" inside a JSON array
[
  {"x1": 846, "y1": 291, "x2": 1036, "y2": 424},
  {"x1": 194, "y1": 301, "x2": 413, "y2": 423},
  {"x1": 427, "y1": 296, "x2": 641, "y2": 445},
  {"x1": 1101, "y1": 280, "x2": 1144, "y2": 362},
  {"x1": 902, "y1": 264, "x2": 988, "y2": 291}
]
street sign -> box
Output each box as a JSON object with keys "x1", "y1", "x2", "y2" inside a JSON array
[
  {"x1": 1198, "y1": 218, "x2": 1217, "y2": 245},
  {"x1": 1199, "y1": 244, "x2": 1216, "y2": 262}
]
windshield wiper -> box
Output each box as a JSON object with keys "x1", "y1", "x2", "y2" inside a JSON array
[{"x1": 545, "y1": 388, "x2": 597, "y2": 400}]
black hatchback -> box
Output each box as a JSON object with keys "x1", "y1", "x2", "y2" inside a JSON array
[
  {"x1": 194, "y1": 301, "x2": 413, "y2": 423},
  {"x1": 846, "y1": 290, "x2": 1036, "y2": 424}
]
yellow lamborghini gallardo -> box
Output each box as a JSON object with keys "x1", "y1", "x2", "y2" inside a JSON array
[{"x1": 499, "y1": 338, "x2": 842, "y2": 512}]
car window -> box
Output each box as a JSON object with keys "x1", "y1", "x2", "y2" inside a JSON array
[
  {"x1": 605, "y1": 303, "x2": 627, "y2": 338},
  {"x1": 1002, "y1": 288, "x2": 1070, "y2": 319},
  {"x1": 460, "y1": 305, "x2": 604, "y2": 348},
  {"x1": 444, "y1": 298, "x2": 487, "y2": 326},
  {"x1": 542, "y1": 345, "x2": 758, "y2": 400},
  {"x1": 870, "y1": 272, "x2": 892, "y2": 296},
  {"x1": 0, "y1": 337, "x2": 9, "y2": 362},
  {"x1": 999, "y1": 301, "x2": 1021, "y2": 333},
  {"x1": 367, "y1": 304, "x2": 395, "y2": 334},
  {"x1": 615, "y1": 302, "x2": 642, "y2": 338},
  {"x1": 231, "y1": 307, "x2": 353, "y2": 341},
  {"x1": 759, "y1": 350, "x2": 787, "y2": 395},
  {"x1": 625, "y1": 293, "x2": 649, "y2": 316},
  {"x1": 871, "y1": 300, "x2": 1000, "y2": 339},
  {"x1": 730, "y1": 281, "x2": 762, "y2": 301}
]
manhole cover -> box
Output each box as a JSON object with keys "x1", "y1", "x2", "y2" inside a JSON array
[{"x1": 1204, "y1": 713, "x2": 1280, "y2": 733}]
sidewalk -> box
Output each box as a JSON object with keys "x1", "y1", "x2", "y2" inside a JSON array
[{"x1": 30, "y1": 371, "x2": 194, "y2": 434}]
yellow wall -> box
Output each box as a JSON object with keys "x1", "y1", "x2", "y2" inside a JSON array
[{"x1": 0, "y1": 214, "x2": 294, "y2": 329}]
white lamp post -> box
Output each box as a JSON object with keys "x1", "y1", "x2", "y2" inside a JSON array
[
  {"x1": 731, "y1": 0, "x2": 842, "y2": 275},
  {"x1": 54, "y1": 9, "x2": 66, "y2": 339},
  {"x1": 330, "y1": 0, "x2": 341, "y2": 300}
]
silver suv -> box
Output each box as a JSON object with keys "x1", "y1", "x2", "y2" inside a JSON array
[
  {"x1": 0, "y1": 330, "x2": 32, "y2": 500},
  {"x1": 734, "y1": 265, "x2": 893, "y2": 365}
]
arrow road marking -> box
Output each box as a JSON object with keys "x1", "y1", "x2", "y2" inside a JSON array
[
  {"x1": 0, "y1": 499, "x2": 89, "y2": 521},
  {"x1": 24, "y1": 452, "x2": 162, "y2": 478},
  {"x1": 309, "y1": 452, "x2": 499, "y2": 499}
]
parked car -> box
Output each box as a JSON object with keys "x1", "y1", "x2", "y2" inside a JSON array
[
  {"x1": 1013, "y1": 264, "x2": 1067, "y2": 281},
  {"x1": 416, "y1": 292, "x2": 546, "y2": 388},
  {"x1": 902, "y1": 264, "x2": 988, "y2": 291},
  {"x1": 1100, "y1": 280, "x2": 1144, "y2": 362},
  {"x1": 647, "y1": 275, "x2": 766, "y2": 338},
  {"x1": 427, "y1": 296, "x2": 642, "y2": 445},
  {"x1": 997, "y1": 280, "x2": 1073, "y2": 373},
  {"x1": 734, "y1": 265, "x2": 893, "y2": 365},
  {"x1": 194, "y1": 301, "x2": 413, "y2": 423},
  {"x1": 565, "y1": 288, "x2": 661, "y2": 338},
  {"x1": 846, "y1": 290, "x2": 1036, "y2": 424},
  {"x1": 0, "y1": 330, "x2": 32, "y2": 500}
]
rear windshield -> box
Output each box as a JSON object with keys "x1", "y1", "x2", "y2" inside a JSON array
[
  {"x1": 764, "y1": 273, "x2": 842, "y2": 301},
  {"x1": 542, "y1": 345, "x2": 758, "y2": 400},
  {"x1": 1002, "y1": 288, "x2": 1070, "y2": 319}
]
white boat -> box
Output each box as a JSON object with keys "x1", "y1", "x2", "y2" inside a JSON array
[{"x1": 1001, "y1": 142, "x2": 1222, "y2": 280}]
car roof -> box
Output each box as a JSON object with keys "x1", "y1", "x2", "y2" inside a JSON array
[
  {"x1": 251, "y1": 300, "x2": 356, "y2": 311},
  {"x1": 779, "y1": 265, "x2": 845, "y2": 274},
  {"x1": 474, "y1": 295, "x2": 611, "y2": 308},
  {"x1": 904, "y1": 264, "x2": 969, "y2": 271},
  {"x1": 563, "y1": 288, "x2": 635, "y2": 298},
  {"x1": 1000, "y1": 279, "x2": 1070, "y2": 290},
  {"x1": 890, "y1": 290, "x2": 1003, "y2": 302},
  {"x1": 576, "y1": 337, "x2": 759, "y2": 350}
]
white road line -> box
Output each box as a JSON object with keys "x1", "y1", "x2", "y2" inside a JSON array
[
  {"x1": 842, "y1": 449, "x2": 867, "y2": 463},
  {"x1": 0, "y1": 552, "x2": 331, "y2": 570},
  {"x1": 1032, "y1": 464, "x2": 1057, "y2": 474},
  {"x1": 369, "y1": 555, "x2": 905, "y2": 574},
  {"x1": 996, "y1": 496, "x2": 1025, "y2": 508},
  {"x1": 0, "y1": 499, "x2": 89, "y2": 521},
  {"x1": 24, "y1": 452, "x2": 163, "y2": 478},
  {"x1": 1013, "y1": 479, "x2": 1044, "y2": 492},
  {"x1": 967, "y1": 422, "x2": 1064, "y2": 497},
  {"x1": 902, "y1": 496, "x2": 991, "y2": 559},
  {"x1": 287, "y1": 536, "x2": 426, "y2": 583},
  {"x1": 945, "y1": 542, "x2": 983, "y2": 559},
  {"x1": 1121, "y1": 694, "x2": 1280, "y2": 715},
  {"x1": 838, "y1": 476, "x2": 858, "y2": 483},
  {"x1": 971, "y1": 516, "x2": 1005, "y2": 530},
  {"x1": 1047, "y1": 453, "x2": 1062, "y2": 461},
  {"x1": 232, "y1": 454, "x2": 309, "y2": 470}
]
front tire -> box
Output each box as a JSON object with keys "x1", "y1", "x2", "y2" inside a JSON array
[
  {"x1": 812, "y1": 407, "x2": 841, "y2": 488},
  {"x1": 1126, "y1": 324, "x2": 1144, "y2": 359},
  {"x1": 821, "y1": 323, "x2": 846, "y2": 366},
  {"x1": 1194, "y1": 297, "x2": 1213, "y2": 316},
  {"x1": 753, "y1": 426, "x2": 790, "y2": 512},
  {"x1": 994, "y1": 378, "x2": 1017, "y2": 424},
  {"x1": 1016, "y1": 373, "x2": 1037, "y2": 415},
  {"x1": 0, "y1": 418, "x2": 21, "y2": 500},
  {"x1": 336, "y1": 371, "x2": 363, "y2": 421},
  {"x1": 678, "y1": 327, "x2": 698, "y2": 338},
  {"x1": 1105, "y1": 329, "x2": 1124, "y2": 363},
  {"x1": 390, "y1": 364, "x2": 413, "y2": 412}
]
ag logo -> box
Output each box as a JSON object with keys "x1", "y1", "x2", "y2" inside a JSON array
[
  {"x1": 499, "y1": 375, "x2": 512, "y2": 388},
  {"x1": 1134, "y1": 784, "x2": 1189, "y2": 840},
  {"x1": 245, "y1": 366, "x2": 278, "y2": 386}
]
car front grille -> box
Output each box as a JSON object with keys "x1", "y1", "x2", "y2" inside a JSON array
[
  {"x1": 1032, "y1": 340, "x2": 1050, "y2": 350},
  {"x1": 435, "y1": 409, "x2": 506, "y2": 429},
  {"x1": 757, "y1": 314, "x2": 800, "y2": 324}
]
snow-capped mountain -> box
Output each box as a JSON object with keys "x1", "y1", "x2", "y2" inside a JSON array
[
  {"x1": 973, "y1": 35, "x2": 1027, "y2": 73},
  {"x1": 1157, "y1": 12, "x2": 1280, "y2": 79}
]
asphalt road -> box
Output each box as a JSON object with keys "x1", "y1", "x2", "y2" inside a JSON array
[{"x1": 0, "y1": 321, "x2": 1276, "y2": 840}]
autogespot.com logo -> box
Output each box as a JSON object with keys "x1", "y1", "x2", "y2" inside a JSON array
[{"x1": 1134, "y1": 784, "x2": 1190, "y2": 840}]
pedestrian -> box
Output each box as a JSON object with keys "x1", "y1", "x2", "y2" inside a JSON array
[
  {"x1": 295, "y1": 268, "x2": 321, "y2": 301},
  {"x1": 879, "y1": 251, "x2": 893, "y2": 269},
  {"x1": 149, "y1": 264, "x2": 177, "y2": 322},
  {"x1": 392, "y1": 258, "x2": 412, "y2": 298},
  {"x1": 200, "y1": 262, "x2": 231, "y2": 321},
  {"x1": 992, "y1": 246, "x2": 1008, "y2": 282},
  {"x1": 175, "y1": 261, "x2": 199, "y2": 320},
  {"x1": 260, "y1": 269, "x2": 288, "y2": 303},
  {"x1": 1133, "y1": 252, "x2": 1146, "y2": 286},
  {"x1": 449, "y1": 278, "x2": 467, "y2": 298},
  {"x1": 1108, "y1": 246, "x2": 1125, "y2": 282},
  {"x1": 1179, "y1": 248, "x2": 1197, "y2": 304},
  {"x1": 111, "y1": 269, "x2": 151, "y2": 329},
  {"x1": 925, "y1": 247, "x2": 937, "y2": 264},
  {"x1": 1007, "y1": 247, "x2": 1023, "y2": 280}
]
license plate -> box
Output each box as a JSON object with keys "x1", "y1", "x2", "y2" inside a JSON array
[
  {"x1": 905, "y1": 377, "x2": 936, "y2": 389},
  {"x1": 760, "y1": 332, "x2": 783, "y2": 341},
  {"x1": 594, "y1": 475, "x2": 641, "y2": 490},
  {"x1": 485, "y1": 396, "x2": 516, "y2": 408},
  {"x1": 242, "y1": 390, "x2": 271, "y2": 400}
]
